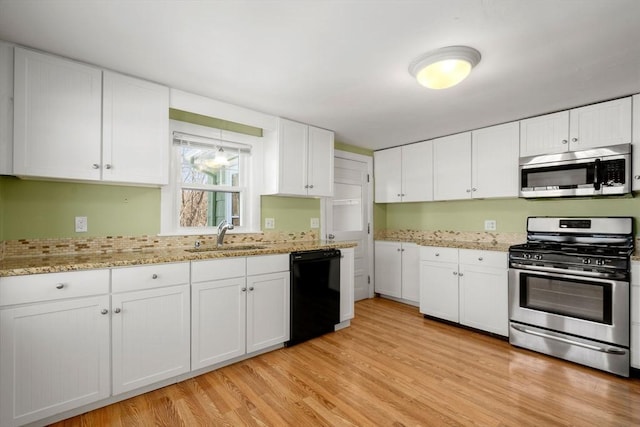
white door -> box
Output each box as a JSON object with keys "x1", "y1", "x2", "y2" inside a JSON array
[{"x1": 325, "y1": 151, "x2": 373, "y2": 301}]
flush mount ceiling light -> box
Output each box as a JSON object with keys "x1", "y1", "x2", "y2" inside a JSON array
[{"x1": 409, "y1": 46, "x2": 481, "y2": 89}]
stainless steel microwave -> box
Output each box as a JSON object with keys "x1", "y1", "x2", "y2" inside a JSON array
[{"x1": 519, "y1": 143, "x2": 631, "y2": 198}]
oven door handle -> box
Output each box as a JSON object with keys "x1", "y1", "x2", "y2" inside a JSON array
[
  {"x1": 509, "y1": 263, "x2": 619, "y2": 279},
  {"x1": 510, "y1": 324, "x2": 627, "y2": 355}
]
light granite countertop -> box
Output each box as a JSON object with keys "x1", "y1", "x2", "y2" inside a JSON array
[{"x1": 0, "y1": 241, "x2": 357, "y2": 277}]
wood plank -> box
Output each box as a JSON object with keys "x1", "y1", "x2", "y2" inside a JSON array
[{"x1": 49, "y1": 298, "x2": 640, "y2": 426}]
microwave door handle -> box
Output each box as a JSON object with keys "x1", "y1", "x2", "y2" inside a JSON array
[{"x1": 593, "y1": 158, "x2": 602, "y2": 190}]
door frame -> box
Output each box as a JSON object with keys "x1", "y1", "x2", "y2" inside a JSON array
[{"x1": 321, "y1": 150, "x2": 374, "y2": 299}]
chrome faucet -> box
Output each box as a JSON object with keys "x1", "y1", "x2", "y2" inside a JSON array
[{"x1": 216, "y1": 220, "x2": 234, "y2": 247}]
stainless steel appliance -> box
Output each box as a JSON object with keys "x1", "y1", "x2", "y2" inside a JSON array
[
  {"x1": 508, "y1": 217, "x2": 634, "y2": 376},
  {"x1": 286, "y1": 249, "x2": 341, "y2": 347},
  {"x1": 520, "y1": 144, "x2": 631, "y2": 198}
]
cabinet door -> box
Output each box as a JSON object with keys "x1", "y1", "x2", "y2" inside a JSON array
[
  {"x1": 402, "y1": 140, "x2": 433, "y2": 202},
  {"x1": 519, "y1": 111, "x2": 569, "y2": 157},
  {"x1": 13, "y1": 47, "x2": 102, "y2": 180},
  {"x1": 0, "y1": 296, "x2": 110, "y2": 427},
  {"x1": 192, "y1": 278, "x2": 246, "y2": 370},
  {"x1": 472, "y1": 122, "x2": 520, "y2": 198},
  {"x1": 307, "y1": 126, "x2": 334, "y2": 197},
  {"x1": 419, "y1": 261, "x2": 459, "y2": 322},
  {"x1": 631, "y1": 262, "x2": 639, "y2": 368},
  {"x1": 374, "y1": 241, "x2": 402, "y2": 297},
  {"x1": 246, "y1": 271, "x2": 290, "y2": 353},
  {"x1": 569, "y1": 97, "x2": 631, "y2": 151},
  {"x1": 278, "y1": 118, "x2": 309, "y2": 196},
  {"x1": 102, "y1": 71, "x2": 169, "y2": 185},
  {"x1": 340, "y1": 247, "x2": 355, "y2": 322},
  {"x1": 0, "y1": 41, "x2": 13, "y2": 175},
  {"x1": 401, "y1": 243, "x2": 420, "y2": 303},
  {"x1": 433, "y1": 132, "x2": 472, "y2": 200},
  {"x1": 633, "y1": 95, "x2": 640, "y2": 191},
  {"x1": 374, "y1": 147, "x2": 402, "y2": 203},
  {"x1": 458, "y1": 264, "x2": 508, "y2": 336},
  {"x1": 111, "y1": 284, "x2": 190, "y2": 395}
]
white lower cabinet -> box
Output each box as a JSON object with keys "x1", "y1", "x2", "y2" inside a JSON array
[
  {"x1": 191, "y1": 254, "x2": 289, "y2": 371},
  {"x1": 631, "y1": 261, "x2": 639, "y2": 368},
  {"x1": 374, "y1": 241, "x2": 419, "y2": 304},
  {"x1": 0, "y1": 270, "x2": 111, "y2": 427},
  {"x1": 420, "y1": 246, "x2": 508, "y2": 336},
  {"x1": 340, "y1": 247, "x2": 355, "y2": 322}
]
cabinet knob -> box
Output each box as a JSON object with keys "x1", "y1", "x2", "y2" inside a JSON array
[
  {"x1": 453, "y1": 271, "x2": 458, "y2": 275},
  {"x1": 561, "y1": 139, "x2": 568, "y2": 144},
  {"x1": 634, "y1": 175, "x2": 640, "y2": 180},
  {"x1": 104, "y1": 164, "x2": 112, "y2": 170},
  {"x1": 571, "y1": 137, "x2": 578, "y2": 142},
  {"x1": 397, "y1": 193, "x2": 402, "y2": 197},
  {"x1": 478, "y1": 257, "x2": 483, "y2": 261},
  {"x1": 55, "y1": 283, "x2": 64, "y2": 289},
  {"x1": 249, "y1": 287, "x2": 255, "y2": 291},
  {"x1": 459, "y1": 273, "x2": 464, "y2": 277},
  {"x1": 114, "y1": 308, "x2": 121, "y2": 314},
  {"x1": 152, "y1": 274, "x2": 158, "y2": 279},
  {"x1": 101, "y1": 309, "x2": 109, "y2": 315},
  {"x1": 435, "y1": 253, "x2": 440, "y2": 257},
  {"x1": 472, "y1": 188, "x2": 477, "y2": 192},
  {"x1": 241, "y1": 287, "x2": 247, "y2": 292},
  {"x1": 92, "y1": 163, "x2": 100, "y2": 169},
  {"x1": 304, "y1": 185, "x2": 309, "y2": 189},
  {"x1": 401, "y1": 193, "x2": 405, "y2": 197},
  {"x1": 309, "y1": 185, "x2": 314, "y2": 189},
  {"x1": 466, "y1": 189, "x2": 471, "y2": 193},
  {"x1": 397, "y1": 248, "x2": 401, "y2": 252}
]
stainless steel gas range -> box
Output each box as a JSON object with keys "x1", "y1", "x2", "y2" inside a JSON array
[{"x1": 508, "y1": 217, "x2": 634, "y2": 377}]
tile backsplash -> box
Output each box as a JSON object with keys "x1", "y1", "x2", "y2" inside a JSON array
[
  {"x1": 2, "y1": 230, "x2": 318, "y2": 259},
  {"x1": 375, "y1": 229, "x2": 526, "y2": 246}
]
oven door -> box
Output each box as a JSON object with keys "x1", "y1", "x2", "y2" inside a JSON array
[{"x1": 508, "y1": 268, "x2": 629, "y2": 347}]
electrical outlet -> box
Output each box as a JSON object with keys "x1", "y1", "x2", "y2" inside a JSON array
[
  {"x1": 484, "y1": 219, "x2": 497, "y2": 231},
  {"x1": 264, "y1": 217, "x2": 275, "y2": 229},
  {"x1": 75, "y1": 216, "x2": 88, "y2": 233},
  {"x1": 310, "y1": 217, "x2": 320, "y2": 228}
]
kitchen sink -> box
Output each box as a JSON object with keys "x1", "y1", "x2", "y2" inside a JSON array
[{"x1": 185, "y1": 244, "x2": 268, "y2": 253}]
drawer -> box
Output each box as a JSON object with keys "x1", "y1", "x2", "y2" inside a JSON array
[
  {"x1": 192, "y1": 257, "x2": 246, "y2": 283},
  {"x1": 0, "y1": 269, "x2": 109, "y2": 306},
  {"x1": 420, "y1": 246, "x2": 458, "y2": 263},
  {"x1": 459, "y1": 249, "x2": 507, "y2": 268},
  {"x1": 112, "y1": 262, "x2": 189, "y2": 293},
  {"x1": 247, "y1": 254, "x2": 289, "y2": 276}
]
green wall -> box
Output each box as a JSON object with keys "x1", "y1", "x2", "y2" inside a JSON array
[
  {"x1": 380, "y1": 196, "x2": 640, "y2": 234},
  {"x1": 0, "y1": 176, "x2": 160, "y2": 239},
  {"x1": 335, "y1": 141, "x2": 374, "y2": 157},
  {"x1": 261, "y1": 196, "x2": 320, "y2": 232}
]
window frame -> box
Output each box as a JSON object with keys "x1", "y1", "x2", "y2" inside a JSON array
[{"x1": 160, "y1": 120, "x2": 263, "y2": 236}]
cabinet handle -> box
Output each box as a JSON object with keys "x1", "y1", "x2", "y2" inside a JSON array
[
  {"x1": 114, "y1": 308, "x2": 121, "y2": 314},
  {"x1": 55, "y1": 283, "x2": 65, "y2": 289},
  {"x1": 466, "y1": 189, "x2": 471, "y2": 193},
  {"x1": 152, "y1": 274, "x2": 158, "y2": 279},
  {"x1": 304, "y1": 185, "x2": 309, "y2": 189},
  {"x1": 478, "y1": 257, "x2": 483, "y2": 261},
  {"x1": 397, "y1": 193, "x2": 402, "y2": 197},
  {"x1": 561, "y1": 139, "x2": 568, "y2": 144},
  {"x1": 453, "y1": 271, "x2": 458, "y2": 275},
  {"x1": 101, "y1": 309, "x2": 109, "y2": 315},
  {"x1": 241, "y1": 287, "x2": 247, "y2": 292},
  {"x1": 435, "y1": 253, "x2": 440, "y2": 257},
  {"x1": 249, "y1": 287, "x2": 255, "y2": 291},
  {"x1": 472, "y1": 188, "x2": 477, "y2": 192},
  {"x1": 309, "y1": 185, "x2": 314, "y2": 189},
  {"x1": 571, "y1": 137, "x2": 578, "y2": 142},
  {"x1": 92, "y1": 163, "x2": 100, "y2": 169},
  {"x1": 104, "y1": 164, "x2": 112, "y2": 170},
  {"x1": 635, "y1": 175, "x2": 640, "y2": 180},
  {"x1": 401, "y1": 248, "x2": 405, "y2": 252},
  {"x1": 459, "y1": 273, "x2": 464, "y2": 277},
  {"x1": 401, "y1": 193, "x2": 405, "y2": 196},
  {"x1": 397, "y1": 248, "x2": 401, "y2": 252}
]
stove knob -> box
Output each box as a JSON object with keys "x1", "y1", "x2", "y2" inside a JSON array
[
  {"x1": 582, "y1": 258, "x2": 592, "y2": 265},
  {"x1": 596, "y1": 259, "x2": 605, "y2": 266},
  {"x1": 523, "y1": 253, "x2": 532, "y2": 259},
  {"x1": 534, "y1": 254, "x2": 543, "y2": 261}
]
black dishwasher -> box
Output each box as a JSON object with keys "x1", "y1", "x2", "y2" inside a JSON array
[{"x1": 286, "y1": 249, "x2": 341, "y2": 347}]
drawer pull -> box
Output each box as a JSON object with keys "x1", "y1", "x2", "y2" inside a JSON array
[
  {"x1": 55, "y1": 283, "x2": 65, "y2": 289},
  {"x1": 114, "y1": 308, "x2": 121, "y2": 314},
  {"x1": 152, "y1": 274, "x2": 158, "y2": 279},
  {"x1": 101, "y1": 309, "x2": 108, "y2": 315},
  {"x1": 453, "y1": 271, "x2": 458, "y2": 275},
  {"x1": 478, "y1": 257, "x2": 483, "y2": 261},
  {"x1": 249, "y1": 287, "x2": 255, "y2": 291},
  {"x1": 435, "y1": 253, "x2": 440, "y2": 257},
  {"x1": 241, "y1": 287, "x2": 247, "y2": 292},
  {"x1": 459, "y1": 273, "x2": 464, "y2": 277}
]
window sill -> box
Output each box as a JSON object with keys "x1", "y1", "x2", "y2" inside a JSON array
[{"x1": 157, "y1": 228, "x2": 263, "y2": 237}]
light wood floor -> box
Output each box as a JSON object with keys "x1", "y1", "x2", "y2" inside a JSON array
[{"x1": 51, "y1": 297, "x2": 640, "y2": 426}]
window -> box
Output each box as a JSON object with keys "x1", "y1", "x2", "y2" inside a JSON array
[{"x1": 161, "y1": 121, "x2": 262, "y2": 235}]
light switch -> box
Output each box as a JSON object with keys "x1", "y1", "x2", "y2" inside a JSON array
[
  {"x1": 484, "y1": 220, "x2": 496, "y2": 231},
  {"x1": 264, "y1": 218, "x2": 275, "y2": 229},
  {"x1": 75, "y1": 216, "x2": 88, "y2": 233},
  {"x1": 310, "y1": 218, "x2": 320, "y2": 228}
]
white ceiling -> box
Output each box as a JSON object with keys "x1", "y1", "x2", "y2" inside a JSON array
[{"x1": 1, "y1": 0, "x2": 639, "y2": 151}]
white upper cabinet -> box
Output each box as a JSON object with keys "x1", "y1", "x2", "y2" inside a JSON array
[
  {"x1": 520, "y1": 97, "x2": 631, "y2": 157},
  {"x1": 264, "y1": 118, "x2": 334, "y2": 197},
  {"x1": 631, "y1": 94, "x2": 640, "y2": 191},
  {"x1": 12, "y1": 47, "x2": 169, "y2": 185},
  {"x1": 102, "y1": 71, "x2": 169, "y2": 185},
  {"x1": 471, "y1": 122, "x2": 520, "y2": 199},
  {"x1": 0, "y1": 41, "x2": 14, "y2": 175},
  {"x1": 433, "y1": 132, "x2": 472, "y2": 200},
  {"x1": 374, "y1": 140, "x2": 433, "y2": 203},
  {"x1": 13, "y1": 47, "x2": 103, "y2": 180}
]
